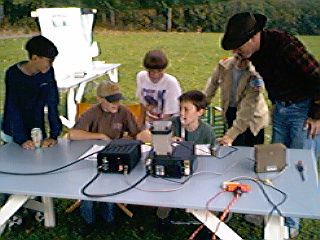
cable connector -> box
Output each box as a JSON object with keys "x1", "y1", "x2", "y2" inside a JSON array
[
  {"x1": 262, "y1": 178, "x2": 273, "y2": 185},
  {"x1": 222, "y1": 181, "x2": 251, "y2": 193},
  {"x1": 123, "y1": 165, "x2": 129, "y2": 175}
]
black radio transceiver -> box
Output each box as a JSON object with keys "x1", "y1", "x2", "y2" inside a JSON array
[
  {"x1": 97, "y1": 139, "x2": 141, "y2": 174},
  {"x1": 146, "y1": 141, "x2": 196, "y2": 178}
]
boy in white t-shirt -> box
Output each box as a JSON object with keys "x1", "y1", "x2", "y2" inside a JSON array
[{"x1": 136, "y1": 50, "x2": 182, "y2": 126}]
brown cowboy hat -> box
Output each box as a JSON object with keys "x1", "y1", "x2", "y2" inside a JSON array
[{"x1": 221, "y1": 12, "x2": 267, "y2": 50}]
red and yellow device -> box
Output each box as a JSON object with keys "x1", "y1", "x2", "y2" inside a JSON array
[{"x1": 222, "y1": 181, "x2": 251, "y2": 193}]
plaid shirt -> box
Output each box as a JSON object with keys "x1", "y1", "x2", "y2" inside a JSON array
[{"x1": 250, "y1": 30, "x2": 320, "y2": 119}]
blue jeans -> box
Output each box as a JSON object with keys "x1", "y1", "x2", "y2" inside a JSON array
[
  {"x1": 272, "y1": 99, "x2": 311, "y2": 148},
  {"x1": 80, "y1": 200, "x2": 115, "y2": 224},
  {"x1": 272, "y1": 99, "x2": 311, "y2": 233}
]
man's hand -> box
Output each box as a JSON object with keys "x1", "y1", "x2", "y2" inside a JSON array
[
  {"x1": 22, "y1": 140, "x2": 35, "y2": 150},
  {"x1": 41, "y1": 138, "x2": 58, "y2": 148},
  {"x1": 305, "y1": 118, "x2": 320, "y2": 138},
  {"x1": 217, "y1": 135, "x2": 233, "y2": 146}
]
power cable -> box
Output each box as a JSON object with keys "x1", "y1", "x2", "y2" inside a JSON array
[
  {"x1": 81, "y1": 171, "x2": 149, "y2": 198},
  {"x1": 0, "y1": 149, "x2": 101, "y2": 176}
]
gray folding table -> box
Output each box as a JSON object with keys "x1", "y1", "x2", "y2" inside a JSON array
[{"x1": 0, "y1": 139, "x2": 319, "y2": 239}]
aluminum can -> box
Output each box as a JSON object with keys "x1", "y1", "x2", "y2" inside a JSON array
[{"x1": 31, "y1": 128, "x2": 42, "y2": 148}]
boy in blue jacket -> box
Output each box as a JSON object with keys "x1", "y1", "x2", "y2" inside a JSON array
[{"x1": 1, "y1": 35, "x2": 61, "y2": 149}]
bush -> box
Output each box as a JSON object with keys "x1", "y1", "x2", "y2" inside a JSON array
[{"x1": 1, "y1": 0, "x2": 320, "y2": 34}]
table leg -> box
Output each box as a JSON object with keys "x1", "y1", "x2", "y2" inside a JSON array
[
  {"x1": 264, "y1": 215, "x2": 286, "y2": 240},
  {"x1": 75, "y1": 82, "x2": 87, "y2": 103},
  {"x1": 107, "y1": 68, "x2": 118, "y2": 82},
  {"x1": 0, "y1": 195, "x2": 30, "y2": 227},
  {"x1": 187, "y1": 209, "x2": 242, "y2": 240},
  {"x1": 60, "y1": 87, "x2": 76, "y2": 128},
  {"x1": 24, "y1": 197, "x2": 56, "y2": 227},
  {"x1": 42, "y1": 197, "x2": 55, "y2": 227}
]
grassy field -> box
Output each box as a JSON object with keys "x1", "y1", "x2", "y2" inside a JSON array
[
  {"x1": 0, "y1": 31, "x2": 320, "y2": 107},
  {"x1": 0, "y1": 31, "x2": 319, "y2": 239}
]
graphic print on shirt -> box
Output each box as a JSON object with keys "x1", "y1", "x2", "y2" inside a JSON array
[{"x1": 142, "y1": 88, "x2": 166, "y2": 116}]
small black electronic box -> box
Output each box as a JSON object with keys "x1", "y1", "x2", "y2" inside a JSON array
[
  {"x1": 146, "y1": 121, "x2": 196, "y2": 178},
  {"x1": 145, "y1": 141, "x2": 196, "y2": 178},
  {"x1": 97, "y1": 139, "x2": 141, "y2": 174}
]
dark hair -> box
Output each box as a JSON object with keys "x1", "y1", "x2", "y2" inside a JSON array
[
  {"x1": 143, "y1": 50, "x2": 168, "y2": 70},
  {"x1": 179, "y1": 90, "x2": 208, "y2": 111},
  {"x1": 25, "y1": 35, "x2": 58, "y2": 60}
]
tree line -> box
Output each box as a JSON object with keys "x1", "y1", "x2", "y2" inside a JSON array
[{"x1": 1, "y1": 0, "x2": 320, "y2": 35}]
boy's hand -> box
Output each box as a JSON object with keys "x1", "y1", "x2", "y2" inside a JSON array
[
  {"x1": 99, "y1": 134, "x2": 111, "y2": 141},
  {"x1": 22, "y1": 140, "x2": 35, "y2": 150},
  {"x1": 136, "y1": 130, "x2": 152, "y2": 143},
  {"x1": 146, "y1": 104, "x2": 156, "y2": 112},
  {"x1": 42, "y1": 138, "x2": 58, "y2": 148},
  {"x1": 217, "y1": 135, "x2": 233, "y2": 146},
  {"x1": 146, "y1": 112, "x2": 161, "y2": 122}
]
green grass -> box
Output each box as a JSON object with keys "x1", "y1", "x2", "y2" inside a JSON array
[
  {"x1": 95, "y1": 31, "x2": 225, "y2": 97},
  {"x1": 0, "y1": 31, "x2": 320, "y2": 239},
  {"x1": 1, "y1": 31, "x2": 320, "y2": 106}
]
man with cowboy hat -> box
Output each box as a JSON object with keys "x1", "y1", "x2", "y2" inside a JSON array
[{"x1": 222, "y1": 12, "x2": 320, "y2": 238}]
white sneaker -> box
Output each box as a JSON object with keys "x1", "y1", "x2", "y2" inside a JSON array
[
  {"x1": 35, "y1": 211, "x2": 44, "y2": 223},
  {"x1": 7, "y1": 215, "x2": 23, "y2": 231}
]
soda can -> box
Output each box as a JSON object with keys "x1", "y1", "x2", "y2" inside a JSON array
[{"x1": 31, "y1": 128, "x2": 42, "y2": 148}]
